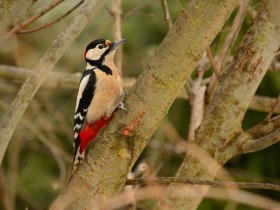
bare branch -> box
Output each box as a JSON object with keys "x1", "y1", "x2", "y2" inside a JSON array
[
  {"x1": 249, "y1": 95, "x2": 280, "y2": 114},
  {"x1": 160, "y1": 0, "x2": 172, "y2": 29},
  {"x1": 126, "y1": 177, "x2": 280, "y2": 191},
  {"x1": 122, "y1": 1, "x2": 153, "y2": 17},
  {"x1": 207, "y1": 0, "x2": 250, "y2": 102},
  {"x1": 18, "y1": 0, "x2": 85, "y2": 34},
  {"x1": 265, "y1": 94, "x2": 280, "y2": 120},
  {"x1": 236, "y1": 115, "x2": 280, "y2": 154},
  {"x1": 207, "y1": 47, "x2": 220, "y2": 78},
  {"x1": 241, "y1": 128, "x2": 280, "y2": 153},
  {"x1": 17, "y1": 0, "x2": 65, "y2": 29},
  {"x1": 112, "y1": 0, "x2": 123, "y2": 72},
  {"x1": 2, "y1": 0, "x2": 66, "y2": 42}
]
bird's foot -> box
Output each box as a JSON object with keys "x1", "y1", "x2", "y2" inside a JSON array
[
  {"x1": 118, "y1": 92, "x2": 127, "y2": 111},
  {"x1": 119, "y1": 101, "x2": 127, "y2": 110}
]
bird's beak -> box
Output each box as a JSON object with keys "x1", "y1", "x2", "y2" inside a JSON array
[{"x1": 109, "y1": 39, "x2": 127, "y2": 51}]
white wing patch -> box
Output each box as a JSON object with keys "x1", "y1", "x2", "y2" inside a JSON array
[
  {"x1": 74, "y1": 112, "x2": 84, "y2": 120},
  {"x1": 74, "y1": 124, "x2": 82, "y2": 130},
  {"x1": 75, "y1": 74, "x2": 91, "y2": 112},
  {"x1": 72, "y1": 146, "x2": 85, "y2": 174}
]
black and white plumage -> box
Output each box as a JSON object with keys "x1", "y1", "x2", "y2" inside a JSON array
[
  {"x1": 72, "y1": 39, "x2": 126, "y2": 173},
  {"x1": 73, "y1": 69, "x2": 96, "y2": 162}
]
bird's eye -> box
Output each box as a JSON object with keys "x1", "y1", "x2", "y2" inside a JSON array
[{"x1": 98, "y1": 44, "x2": 104, "y2": 49}]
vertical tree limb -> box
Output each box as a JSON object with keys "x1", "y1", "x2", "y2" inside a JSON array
[
  {"x1": 157, "y1": 0, "x2": 280, "y2": 209},
  {"x1": 207, "y1": 0, "x2": 250, "y2": 102},
  {"x1": 160, "y1": 0, "x2": 172, "y2": 29},
  {"x1": 112, "y1": 0, "x2": 123, "y2": 72},
  {"x1": 50, "y1": 1, "x2": 238, "y2": 209},
  {"x1": 0, "y1": 0, "x2": 106, "y2": 165}
]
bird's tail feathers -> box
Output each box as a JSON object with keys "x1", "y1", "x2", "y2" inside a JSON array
[{"x1": 71, "y1": 116, "x2": 112, "y2": 175}]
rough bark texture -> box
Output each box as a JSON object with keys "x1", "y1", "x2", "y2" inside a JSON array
[
  {"x1": 157, "y1": 0, "x2": 280, "y2": 209},
  {"x1": 50, "y1": 0, "x2": 238, "y2": 209},
  {"x1": 0, "y1": 0, "x2": 105, "y2": 165}
]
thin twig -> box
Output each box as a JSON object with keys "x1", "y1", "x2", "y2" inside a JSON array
[
  {"x1": 207, "y1": 0, "x2": 250, "y2": 102},
  {"x1": 126, "y1": 177, "x2": 280, "y2": 191},
  {"x1": 207, "y1": 47, "x2": 220, "y2": 78},
  {"x1": 2, "y1": 0, "x2": 66, "y2": 42},
  {"x1": 122, "y1": 1, "x2": 153, "y2": 17},
  {"x1": 217, "y1": 0, "x2": 250, "y2": 70},
  {"x1": 265, "y1": 94, "x2": 280, "y2": 120},
  {"x1": 160, "y1": 0, "x2": 172, "y2": 29},
  {"x1": 17, "y1": 0, "x2": 65, "y2": 30},
  {"x1": 18, "y1": 0, "x2": 85, "y2": 34}
]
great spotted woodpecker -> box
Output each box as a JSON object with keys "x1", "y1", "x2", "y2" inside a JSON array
[{"x1": 73, "y1": 38, "x2": 126, "y2": 173}]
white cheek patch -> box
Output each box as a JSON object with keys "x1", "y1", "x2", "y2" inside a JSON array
[{"x1": 86, "y1": 48, "x2": 107, "y2": 60}]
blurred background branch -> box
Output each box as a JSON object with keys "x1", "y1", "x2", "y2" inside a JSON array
[
  {"x1": 126, "y1": 177, "x2": 280, "y2": 191},
  {"x1": 1, "y1": 65, "x2": 279, "y2": 114}
]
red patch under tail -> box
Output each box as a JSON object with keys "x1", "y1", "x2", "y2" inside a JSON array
[{"x1": 79, "y1": 116, "x2": 112, "y2": 153}]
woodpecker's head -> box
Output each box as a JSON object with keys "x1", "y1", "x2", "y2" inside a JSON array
[{"x1": 84, "y1": 39, "x2": 126, "y2": 65}]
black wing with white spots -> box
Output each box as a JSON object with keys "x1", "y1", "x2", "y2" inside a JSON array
[{"x1": 73, "y1": 69, "x2": 96, "y2": 160}]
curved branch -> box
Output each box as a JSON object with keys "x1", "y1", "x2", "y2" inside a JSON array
[
  {"x1": 236, "y1": 115, "x2": 280, "y2": 154},
  {"x1": 18, "y1": 0, "x2": 85, "y2": 34},
  {"x1": 126, "y1": 177, "x2": 280, "y2": 191},
  {"x1": 241, "y1": 128, "x2": 280, "y2": 153}
]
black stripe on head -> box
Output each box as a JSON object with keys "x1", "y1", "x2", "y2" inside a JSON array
[{"x1": 85, "y1": 39, "x2": 106, "y2": 52}]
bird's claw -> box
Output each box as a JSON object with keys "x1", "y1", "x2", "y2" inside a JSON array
[
  {"x1": 119, "y1": 101, "x2": 127, "y2": 110},
  {"x1": 118, "y1": 92, "x2": 127, "y2": 111}
]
